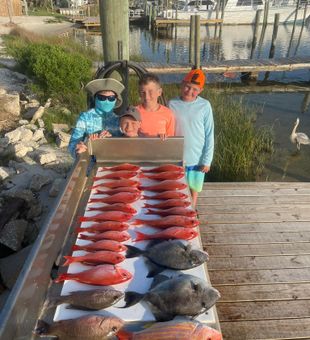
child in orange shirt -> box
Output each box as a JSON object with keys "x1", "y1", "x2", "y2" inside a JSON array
[{"x1": 136, "y1": 74, "x2": 175, "y2": 139}]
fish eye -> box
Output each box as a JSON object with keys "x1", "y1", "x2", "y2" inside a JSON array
[{"x1": 112, "y1": 326, "x2": 118, "y2": 332}]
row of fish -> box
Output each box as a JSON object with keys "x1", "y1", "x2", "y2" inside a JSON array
[{"x1": 36, "y1": 163, "x2": 222, "y2": 339}]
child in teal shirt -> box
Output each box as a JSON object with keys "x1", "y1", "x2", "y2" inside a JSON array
[{"x1": 169, "y1": 69, "x2": 214, "y2": 208}]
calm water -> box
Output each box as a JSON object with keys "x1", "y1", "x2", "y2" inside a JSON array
[{"x1": 76, "y1": 24, "x2": 310, "y2": 181}]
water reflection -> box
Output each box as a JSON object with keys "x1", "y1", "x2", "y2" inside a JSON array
[{"x1": 73, "y1": 25, "x2": 310, "y2": 181}]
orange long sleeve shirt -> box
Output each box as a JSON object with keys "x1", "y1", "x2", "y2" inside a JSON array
[{"x1": 136, "y1": 104, "x2": 175, "y2": 137}]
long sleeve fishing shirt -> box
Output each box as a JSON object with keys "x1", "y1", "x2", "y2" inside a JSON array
[
  {"x1": 68, "y1": 108, "x2": 121, "y2": 158},
  {"x1": 169, "y1": 96, "x2": 214, "y2": 167}
]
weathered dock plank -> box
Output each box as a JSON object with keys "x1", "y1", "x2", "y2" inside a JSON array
[
  {"x1": 140, "y1": 57, "x2": 310, "y2": 74},
  {"x1": 199, "y1": 182, "x2": 310, "y2": 339}
]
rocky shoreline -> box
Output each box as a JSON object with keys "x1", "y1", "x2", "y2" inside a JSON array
[{"x1": 0, "y1": 19, "x2": 75, "y2": 309}]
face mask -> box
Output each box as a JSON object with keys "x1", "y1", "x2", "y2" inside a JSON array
[{"x1": 95, "y1": 97, "x2": 116, "y2": 113}]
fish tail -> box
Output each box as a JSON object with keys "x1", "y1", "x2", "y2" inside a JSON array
[
  {"x1": 116, "y1": 329, "x2": 132, "y2": 340},
  {"x1": 72, "y1": 245, "x2": 81, "y2": 251},
  {"x1": 122, "y1": 291, "x2": 144, "y2": 308},
  {"x1": 132, "y1": 219, "x2": 144, "y2": 225},
  {"x1": 90, "y1": 184, "x2": 100, "y2": 189},
  {"x1": 33, "y1": 319, "x2": 50, "y2": 336},
  {"x1": 134, "y1": 231, "x2": 148, "y2": 242},
  {"x1": 54, "y1": 273, "x2": 70, "y2": 283},
  {"x1": 125, "y1": 245, "x2": 144, "y2": 258},
  {"x1": 145, "y1": 209, "x2": 152, "y2": 215},
  {"x1": 141, "y1": 195, "x2": 150, "y2": 200},
  {"x1": 143, "y1": 203, "x2": 151, "y2": 208},
  {"x1": 63, "y1": 256, "x2": 74, "y2": 266},
  {"x1": 42, "y1": 297, "x2": 60, "y2": 310},
  {"x1": 75, "y1": 227, "x2": 84, "y2": 233},
  {"x1": 138, "y1": 173, "x2": 146, "y2": 178},
  {"x1": 79, "y1": 216, "x2": 89, "y2": 222}
]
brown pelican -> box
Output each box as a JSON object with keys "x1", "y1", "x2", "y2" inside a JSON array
[{"x1": 290, "y1": 118, "x2": 310, "y2": 150}]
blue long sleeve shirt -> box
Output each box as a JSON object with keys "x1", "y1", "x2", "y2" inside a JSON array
[
  {"x1": 169, "y1": 96, "x2": 214, "y2": 167},
  {"x1": 68, "y1": 108, "x2": 121, "y2": 158}
]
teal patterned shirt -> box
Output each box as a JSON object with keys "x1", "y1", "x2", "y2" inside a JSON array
[{"x1": 68, "y1": 108, "x2": 121, "y2": 157}]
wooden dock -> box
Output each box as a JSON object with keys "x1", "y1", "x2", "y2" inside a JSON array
[
  {"x1": 140, "y1": 57, "x2": 310, "y2": 74},
  {"x1": 154, "y1": 18, "x2": 223, "y2": 28},
  {"x1": 199, "y1": 182, "x2": 310, "y2": 339}
]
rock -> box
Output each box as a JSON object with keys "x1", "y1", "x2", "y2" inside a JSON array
[
  {"x1": 0, "y1": 137, "x2": 9, "y2": 148},
  {"x1": 0, "y1": 93, "x2": 20, "y2": 117},
  {"x1": 52, "y1": 123, "x2": 70, "y2": 134},
  {"x1": 29, "y1": 174, "x2": 51, "y2": 192},
  {"x1": 23, "y1": 107, "x2": 38, "y2": 120},
  {"x1": 0, "y1": 219, "x2": 28, "y2": 252},
  {"x1": 24, "y1": 100, "x2": 40, "y2": 109},
  {"x1": 27, "y1": 202, "x2": 42, "y2": 220},
  {"x1": 56, "y1": 130, "x2": 70, "y2": 148},
  {"x1": 13, "y1": 142, "x2": 33, "y2": 158},
  {"x1": 18, "y1": 127, "x2": 34, "y2": 142},
  {"x1": 18, "y1": 119, "x2": 29, "y2": 126},
  {"x1": 3, "y1": 190, "x2": 35, "y2": 206},
  {"x1": 0, "y1": 68, "x2": 28, "y2": 93},
  {"x1": 0, "y1": 166, "x2": 15, "y2": 180},
  {"x1": 30, "y1": 106, "x2": 45, "y2": 124},
  {"x1": 0, "y1": 88, "x2": 6, "y2": 95},
  {"x1": 60, "y1": 107, "x2": 71, "y2": 116},
  {"x1": 4, "y1": 128, "x2": 21, "y2": 144},
  {"x1": 37, "y1": 118, "x2": 45, "y2": 128},
  {"x1": 0, "y1": 290, "x2": 11, "y2": 310},
  {"x1": 25, "y1": 123, "x2": 38, "y2": 131},
  {"x1": 49, "y1": 178, "x2": 64, "y2": 197},
  {"x1": 23, "y1": 223, "x2": 39, "y2": 246},
  {"x1": 37, "y1": 152, "x2": 57, "y2": 165},
  {"x1": 44, "y1": 98, "x2": 52, "y2": 109},
  {"x1": 0, "y1": 245, "x2": 32, "y2": 289},
  {"x1": 32, "y1": 128, "x2": 45, "y2": 142}
]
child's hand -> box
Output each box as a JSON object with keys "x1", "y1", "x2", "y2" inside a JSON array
[
  {"x1": 76, "y1": 141, "x2": 87, "y2": 154},
  {"x1": 159, "y1": 133, "x2": 167, "y2": 141},
  {"x1": 199, "y1": 165, "x2": 210, "y2": 173},
  {"x1": 99, "y1": 130, "x2": 112, "y2": 138}
]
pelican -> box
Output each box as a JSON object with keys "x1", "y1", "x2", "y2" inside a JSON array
[{"x1": 290, "y1": 118, "x2": 310, "y2": 150}]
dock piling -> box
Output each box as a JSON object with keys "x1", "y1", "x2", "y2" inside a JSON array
[
  {"x1": 194, "y1": 15, "x2": 201, "y2": 69},
  {"x1": 189, "y1": 15, "x2": 195, "y2": 65},
  {"x1": 250, "y1": 10, "x2": 262, "y2": 59}
]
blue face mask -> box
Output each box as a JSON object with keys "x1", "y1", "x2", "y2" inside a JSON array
[{"x1": 95, "y1": 97, "x2": 116, "y2": 113}]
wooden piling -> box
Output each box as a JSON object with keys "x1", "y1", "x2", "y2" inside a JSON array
[
  {"x1": 294, "y1": 3, "x2": 308, "y2": 55},
  {"x1": 189, "y1": 15, "x2": 195, "y2": 64},
  {"x1": 250, "y1": 9, "x2": 262, "y2": 59},
  {"x1": 301, "y1": 92, "x2": 310, "y2": 113},
  {"x1": 195, "y1": 15, "x2": 201, "y2": 69},
  {"x1": 287, "y1": 0, "x2": 301, "y2": 57},
  {"x1": 262, "y1": 0, "x2": 270, "y2": 25},
  {"x1": 99, "y1": 0, "x2": 129, "y2": 62},
  {"x1": 264, "y1": 13, "x2": 280, "y2": 81}
]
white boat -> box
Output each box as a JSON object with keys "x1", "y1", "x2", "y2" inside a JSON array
[{"x1": 161, "y1": 0, "x2": 310, "y2": 25}]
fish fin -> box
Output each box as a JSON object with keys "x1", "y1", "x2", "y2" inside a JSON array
[
  {"x1": 62, "y1": 256, "x2": 73, "y2": 266},
  {"x1": 146, "y1": 239, "x2": 164, "y2": 248},
  {"x1": 132, "y1": 219, "x2": 144, "y2": 226},
  {"x1": 33, "y1": 319, "x2": 50, "y2": 335},
  {"x1": 134, "y1": 231, "x2": 148, "y2": 242},
  {"x1": 54, "y1": 273, "x2": 68, "y2": 283},
  {"x1": 122, "y1": 292, "x2": 144, "y2": 308},
  {"x1": 116, "y1": 329, "x2": 132, "y2": 340},
  {"x1": 145, "y1": 260, "x2": 165, "y2": 278},
  {"x1": 150, "y1": 274, "x2": 170, "y2": 289},
  {"x1": 78, "y1": 234, "x2": 89, "y2": 240},
  {"x1": 153, "y1": 311, "x2": 174, "y2": 322},
  {"x1": 71, "y1": 245, "x2": 81, "y2": 251},
  {"x1": 125, "y1": 245, "x2": 144, "y2": 258}
]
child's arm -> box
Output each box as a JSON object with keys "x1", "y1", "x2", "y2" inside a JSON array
[
  {"x1": 200, "y1": 102, "x2": 214, "y2": 168},
  {"x1": 68, "y1": 116, "x2": 87, "y2": 158},
  {"x1": 166, "y1": 110, "x2": 176, "y2": 137}
]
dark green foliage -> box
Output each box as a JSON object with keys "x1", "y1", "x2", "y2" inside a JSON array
[{"x1": 12, "y1": 43, "x2": 92, "y2": 113}]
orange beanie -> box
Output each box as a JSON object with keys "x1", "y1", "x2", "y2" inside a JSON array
[{"x1": 183, "y1": 69, "x2": 206, "y2": 89}]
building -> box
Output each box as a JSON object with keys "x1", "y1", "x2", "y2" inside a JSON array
[{"x1": 0, "y1": 0, "x2": 22, "y2": 16}]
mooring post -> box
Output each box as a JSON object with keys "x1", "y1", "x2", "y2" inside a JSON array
[
  {"x1": 262, "y1": 0, "x2": 270, "y2": 25},
  {"x1": 194, "y1": 15, "x2": 201, "y2": 69},
  {"x1": 189, "y1": 15, "x2": 195, "y2": 64},
  {"x1": 294, "y1": 3, "x2": 308, "y2": 55},
  {"x1": 269, "y1": 13, "x2": 280, "y2": 59},
  {"x1": 221, "y1": 0, "x2": 225, "y2": 20},
  {"x1": 287, "y1": 0, "x2": 301, "y2": 57},
  {"x1": 99, "y1": 0, "x2": 129, "y2": 62},
  {"x1": 301, "y1": 92, "x2": 310, "y2": 113},
  {"x1": 250, "y1": 9, "x2": 262, "y2": 59},
  {"x1": 264, "y1": 13, "x2": 280, "y2": 81}
]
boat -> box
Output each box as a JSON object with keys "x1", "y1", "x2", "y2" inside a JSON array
[{"x1": 160, "y1": 0, "x2": 310, "y2": 25}]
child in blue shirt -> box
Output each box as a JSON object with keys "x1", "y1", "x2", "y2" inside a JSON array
[
  {"x1": 68, "y1": 78, "x2": 125, "y2": 158},
  {"x1": 169, "y1": 69, "x2": 214, "y2": 208}
]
